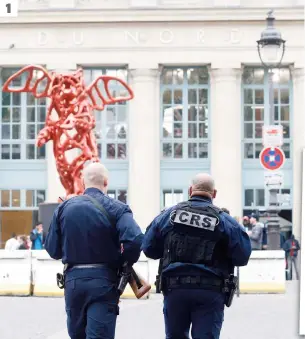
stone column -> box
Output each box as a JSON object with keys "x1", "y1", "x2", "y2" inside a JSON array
[
  {"x1": 45, "y1": 63, "x2": 78, "y2": 202},
  {"x1": 209, "y1": 67, "x2": 242, "y2": 217},
  {"x1": 128, "y1": 68, "x2": 160, "y2": 229},
  {"x1": 292, "y1": 68, "x2": 305, "y2": 240}
]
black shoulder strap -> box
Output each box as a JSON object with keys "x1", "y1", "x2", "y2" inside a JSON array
[{"x1": 83, "y1": 194, "x2": 115, "y2": 227}]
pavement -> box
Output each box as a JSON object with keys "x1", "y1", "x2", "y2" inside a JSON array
[{"x1": 0, "y1": 281, "x2": 303, "y2": 339}]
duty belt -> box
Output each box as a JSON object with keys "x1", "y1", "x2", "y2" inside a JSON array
[
  {"x1": 163, "y1": 275, "x2": 224, "y2": 292},
  {"x1": 70, "y1": 264, "x2": 109, "y2": 269}
]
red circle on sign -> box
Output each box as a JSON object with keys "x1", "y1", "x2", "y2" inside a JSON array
[{"x1": 259, "y1": 147, "x2": 285, "y2": 170}]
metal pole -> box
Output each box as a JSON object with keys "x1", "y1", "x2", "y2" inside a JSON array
[{"x1": 266, "y1": 69, "x2": 281, "y2": 250}]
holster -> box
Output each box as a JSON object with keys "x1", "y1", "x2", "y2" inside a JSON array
[
  {"x1": 223, "y1": 274, "x2": 238, "y2": 307},
  {"x1": 56, "y1": 264, "x2": 69, "y2": 289},
  {"x1": 155, "y1": 258, "x2": 163, "y2": 294}
]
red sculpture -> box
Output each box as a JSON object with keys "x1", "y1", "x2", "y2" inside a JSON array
[{"x1": 2, "y1": 65, "x2": 134, "y2": 199}]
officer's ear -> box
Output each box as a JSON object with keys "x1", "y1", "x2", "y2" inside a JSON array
[
  {"x1": 104, "y1": 178, "x2": 109, "y2": 188},
  {"x1": 188, "y1": 186, "x2": 192, "y2": 198},
  {"x1": 212, "y1": 189, "x2": 217, "y2": 199}
]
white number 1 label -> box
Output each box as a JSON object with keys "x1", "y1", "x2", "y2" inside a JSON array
[{"x1": 0, "y1": 0, "x2": 18, "y2": 17}]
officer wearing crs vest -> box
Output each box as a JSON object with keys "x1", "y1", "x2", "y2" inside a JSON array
[
  {"x1": 142, "y1": 173, "x2": 251, "y2": 339},
  {"x1": 45, "y1": 162, "x2": 143, "y2": 339}
]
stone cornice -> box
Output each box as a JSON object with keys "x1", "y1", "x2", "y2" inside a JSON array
[{"x1": 0, "y1": 7, "x2": 303, "y2": 24}]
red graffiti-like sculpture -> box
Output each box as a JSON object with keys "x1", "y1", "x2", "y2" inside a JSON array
[{"x1": 2, "y1": 65, "x2": 134, "y2": 199}]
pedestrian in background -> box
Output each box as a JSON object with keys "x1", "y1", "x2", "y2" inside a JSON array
[
  {"x1": 142, "y1": 173, "x2": 251, "y2": 339},
  {"x1": 283, "y1": 234, "x2": 300, "y2": 280},
  {"x1": 30, "y1": 223, "x2": 44, "y2": 250}
]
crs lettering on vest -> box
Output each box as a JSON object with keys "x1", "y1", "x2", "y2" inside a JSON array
[{"x1": 173, "y1": 209, "x2": 219, "y2": 231}]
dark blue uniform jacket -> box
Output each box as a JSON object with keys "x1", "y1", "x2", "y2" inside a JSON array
[
  {"x1": 142, "y1": 196, "x2": 252, "y2": 278},
  {"x1": 45, "y1": 188, "x2": 144, "y2": 269}
]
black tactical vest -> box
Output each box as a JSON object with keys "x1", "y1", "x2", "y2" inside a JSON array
[{"x1": 162, "y1": 201, "x2": 227, "y2": 269}]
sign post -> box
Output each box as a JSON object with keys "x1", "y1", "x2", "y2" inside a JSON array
[{"x1": 260, "y1": 126, "x2": 285, "y2": 251}]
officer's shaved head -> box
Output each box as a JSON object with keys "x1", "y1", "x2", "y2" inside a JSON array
[
  {"x1": 190, "y1": 173, "x2": 217, "y2": 199},
  {"x1": 83, "y1": 162, "x2": 109, "y2": 192}
]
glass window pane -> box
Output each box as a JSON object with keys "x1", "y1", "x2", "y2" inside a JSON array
[
  {"x1": 27, "y1": 92, "x2": 35, "y2": 106},
  {"x1": 1, "y1": 144, "x2": 10, "y2": 159},
  {"x1": 174, "y1": 123, "x2": 182, "y2": 138},
  {"x1": 27, "y1": 124, "x2": 36, "y2": 139},
  {"x1": 274, "y1": 106, "x2": 279, "y2": 121},
  {"x1": 188, "y1": 89, "x2": 197, "y2": 104},
  {"x1": 244, "y1": 89, "x2": 253, "y2": 104},
  {"x1": 27, "y1": 108, "x2": 35, "y2": 122},
  {"x1": 174, "y1": 108, "x2": 182, "y2": 121},
  {"x1": 11, "y1": 190, "x2": 20, "y2": 207},
  {"x1": 163, "y1": 89, "x2": 172, "y2": 104},
  {"x1": 279, "y1": 68, "x2": 290, "y2": 84},
  {"x1": 198, "y1": 106, "x2": 207, "y2": 121},
  {"x1": 244, "y1": 107, "x2": 252, "y2": 121},
  {"x1": 26, "y1": 190, "x2": 35, "y2": 207},
  {"x1": 36, "y1": 190, "x2": 46, "y2": 206},
  {"x1": 2, "y1": 125, "x2": 10, "y2": 139},
  {"x1": 188, "y1": 123, "x2": 197, "y2": 138},
  {"x1": 1, "y1": 190, "x2": 10, "y2": 207},
  {"x1": 245, "y1": 189, "x2": 254, "y2": 206},
  {"x1": 2, "y1": 92, "x2": 10, "y2": 106},
  {"x1": 106, "y1": 107, "x2": 115, "y2": 122},
  {"x1": 256, "y1": 189, "x2": 265, "y2": 206},
  {"x1": 2, "y1": 107, "x2": 10, "y2": 122},
  {"x1": 255, "y1": 143, "x2": 263, "y2": 158},
  {"x1": 255, "y1": 108, "x2": 264, "y2": 121},
  {"x1": 199, "y1": 89, "x2": 208, "y2": 105},
  {"x1": 198, "y1": 68, "x2": 208, "y2": 84},
  {"x1": 199, "y1": 123, "x2": 208, "y2": 138},
  {"x1": 107, "y1": 144, "x2": 116, "y2": 159},
  {"x1": 173, "y1": 190, "x2": 183, "y2": 204},
  {"x1": 188, "y1": 143, "x2": 197, "y2": 158},
  {"x1": 280, "y1": 89, "x2": 289, "y2": 104},
  {"x1": 188, "y1": 106, "x2": 197, "y2": 121},
  {"x1": 38, "y1": 107, "x2": 46, "y2": 122},
  {"x1": 255, "y1": 90, "x2": 264, "y2": 104},
  {"x1": 187, "y1": 68, "x2": 199, "y2": 84},
  {"x1": 162, "y1": 69, "x2": 173, "y2": 85},
  {"x1": 37, "y1": 145, "x2": 46, "y2": 159},
  {"x1": 244, "y1": 143, "x2": 253, "y2": 159},
  {"x1": 12, "y1": 93, "x2": 21, "y2": 106},
  {"x1": 174, "y1": 90, "x2": 182, "y2": 104},
  {"x1": 117, "y1": 125, "x2": 126, "y2": 139},
  {"x1": 26, "y1": 144, "x2": 35, "y2": 159},
  {"x1": 117, "y1": 143, "x2": 127, "y2": 159},
  {"x1": 173, "y1": 69, "x2": 183, "y2": 85},
  {"x1": 174, "y1": 143, "x2": 183, "y2": 158},
  {"x1": 282, "y1": 123, "x2": 290, "y2": 138},
  {"x1": 12, "y1": 125, "x2": 21, "y2": 139},
  {"x1": 12, "y1": 108, "x2": 21, "y2": 122},
  {"x1": 199, "y1": 143, "x2": 208, "y2": 158},
  {"x1": 244, "y1": 123, "x2": 253, "y2": 138},
  {"x1": 12, "y1": 144, "x2": 21, "y2": 159},
  {"x1": 274, "y1": 89, "x2": 279, "y2": 104},
  {"x1": 282, "y1": 143, "x2": 290, "y2": 159},
  {"x1": 255, "y1": 123, "x2": 263, "y2": 138},
  {"x1": 163, "y1": 143, "x2": 172, "y2": 158},
  {"x1": 280, "y1": 106, "x2": 289, "y2": 121}
]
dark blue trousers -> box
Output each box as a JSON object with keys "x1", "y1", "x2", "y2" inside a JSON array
[
  {"x1": 64, "y1": 267, "x2": 119, "y2": 339},
  {"x1": 163, "y1": 289, "x2": 225, "y2": 339}
]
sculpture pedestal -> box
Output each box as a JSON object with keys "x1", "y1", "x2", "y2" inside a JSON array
[{"x1": 39, "y1": 203, "x2": 60, "y2": 234}]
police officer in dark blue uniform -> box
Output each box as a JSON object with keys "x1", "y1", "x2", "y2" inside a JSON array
[
  {"x1": 142, "y1": 173, "x2": 251, "y2": 339},
  {"x1": 45, "y1": 162, "x2": 144, "y2": 339}
]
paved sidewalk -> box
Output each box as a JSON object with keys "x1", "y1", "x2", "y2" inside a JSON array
[{"x1": 0, "y1": 281, "x2": 302, "y2": 339}]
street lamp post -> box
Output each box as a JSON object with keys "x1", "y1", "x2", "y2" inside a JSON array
[{"x1": 257, "y1": 10, "x2": 286, "y2": 250}]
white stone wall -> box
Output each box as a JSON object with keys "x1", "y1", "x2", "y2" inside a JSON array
[{"x1": 0, "y1": 3, "x2": 303, "y2": 233}]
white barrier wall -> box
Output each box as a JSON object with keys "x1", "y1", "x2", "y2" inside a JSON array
[
  {"x1": 32, "y1": 250, "x2": 64, "y2": 297},
  {"x1": 0, "y1": 250, "x2": 286, "y2": 297},
  {"x1": 0, "y1": 250, "x2": 32, "y2": 296},
  {"x1": 239, "y1": 250, "x2": 286, "y2": 293}
]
